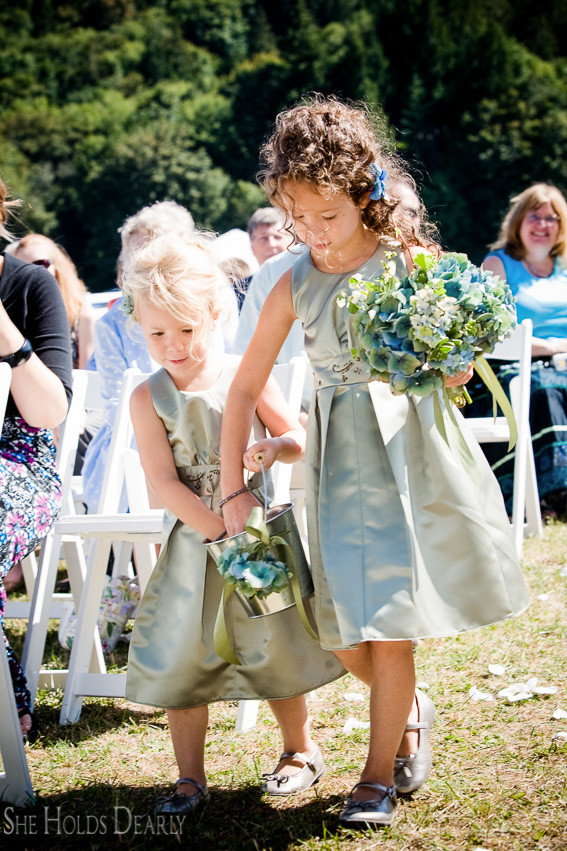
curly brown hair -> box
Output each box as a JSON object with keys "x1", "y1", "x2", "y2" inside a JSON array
[{"x1": 259, "y1": 95, "x2": 437, "y2": 252}]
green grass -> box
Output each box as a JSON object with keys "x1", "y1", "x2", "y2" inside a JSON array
[{"x1": 1, "y1": 525, "x2": 566, "y2": 849}]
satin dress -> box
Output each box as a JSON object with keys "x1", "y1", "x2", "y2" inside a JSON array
[
  {"x1": 291, "y1": 241, "x2": 530, "y2": 651},
  {"x1": 126, "y1": 357, "x2": 344, "y2": 709}
]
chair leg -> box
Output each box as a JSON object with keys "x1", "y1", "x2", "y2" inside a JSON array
[
  {"x1": 524, "y1": 444, "x2": 543, "y2": 538},
  {"x1": 236, "y1": 700, "x2": 260, "y2": 733},
  {"x1": 21, "y1": 531, "x2": 63, "y2": 708},
  {"x1": 0, "y1": 629, "x2": 35, "y2": 806},
  {"x1": 60, "y1": 540, "x2": 111, "y2": 724}
]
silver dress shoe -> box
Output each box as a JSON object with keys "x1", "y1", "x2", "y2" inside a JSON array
[
  {"x1": 261, "y1": 746, "x2": 324, "y2": 795},
  {"x1": 394, "y1": 687, "x2": 436, "y2": 794},
  {"x1": 339, "y1": 781, "x2": 397, "y2": 826},
  {"x1": 155, "y1": 777, "x2": 210, "y2": 815}
]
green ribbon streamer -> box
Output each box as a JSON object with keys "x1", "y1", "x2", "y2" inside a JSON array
[
  {"x1": 473, "y1": 354, "x2": 518, "y2": 450},
  {"x1": 432, "y1": 354, "x2": 518, "y2": 489},
  {"x1": 213, "y1": 507, "x2": 318, "y2": 664},
  {"x1": 213, "y1": 582, "x2": 242, "y2": 666}
]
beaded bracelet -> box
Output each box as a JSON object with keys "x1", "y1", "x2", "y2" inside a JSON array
[{"x1": 219, "y1": 486, "x2": 251, "y2": 508}]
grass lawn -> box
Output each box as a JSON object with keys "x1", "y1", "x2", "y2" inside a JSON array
[{"x1": 1, "y1": 524, "x2": 566, "y2": 850}]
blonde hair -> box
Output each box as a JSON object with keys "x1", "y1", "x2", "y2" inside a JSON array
[
  {"x1": 6, "y1": 234, "x2": 88, "y2": 327},
  {"x1": 490, "y1": 183, "x2": 567, "y2": 261},
  {"x1": 118, "y1": 201, "x2": 195, "y2": 271},
  {"x1": 0, "y1": 178, "x2": 22, "y2": 243},
  {"x1": 259, "y1": 95, "x2": 437, "y2": 251},
  {"x1": 121, "y1": 232, "x2": 228, "y2": 359}
]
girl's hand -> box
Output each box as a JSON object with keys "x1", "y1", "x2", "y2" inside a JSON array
[
  {"x1": 222, "y1": 490, "x2": 262, "y2": 537},
  {"x1": 243, "y1": 438, "x2": 280, "y2": 473},
  {"x1": 445, "y1": 365, "x2": 474, "y2": 387}
]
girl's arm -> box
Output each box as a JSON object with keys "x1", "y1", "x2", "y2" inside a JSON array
[
  {"x1": 220, "y1": 271, "x2": 297, "y2": 535},
  {"x1": 130, "y1": 381, "x2": 226, "y2": 542},
  {"x1": 243, "y1": 372, "x2": 306, "y2": 472}
]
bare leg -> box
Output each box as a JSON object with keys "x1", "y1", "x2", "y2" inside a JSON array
[
  {"x1": 334, "y1": 640, "x2": 416, "y2": 801},
  {"x1": 166, "y1": 704, "x2": 209, "y2": 796},
  {"x1": 266, "y1": 695, "x2": 316, "y2": 775}
]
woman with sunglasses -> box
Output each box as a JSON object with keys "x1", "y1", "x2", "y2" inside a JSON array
[
  {"x1": 6, "y1": 234, "x2": 96, "y2": 370},
  {"x1": 0, "y1": 179, "x2": 72, "y2": 739},
  {"x1": 478, "y1": 183, "x2": 567, "y2": 519}
]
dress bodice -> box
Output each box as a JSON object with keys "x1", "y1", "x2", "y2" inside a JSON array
[
  {"x1": 291, "y1": 240, "x2": 408, "y2": 389},
  {"x1": 149, "y1": 355, "x2": 265, "y2": 503}
]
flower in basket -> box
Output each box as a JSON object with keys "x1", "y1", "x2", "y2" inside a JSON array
[
  {"x1": 338, "y1": 251, "x2": 517, "y2": 403},
  {"x1": 216, "y1": 540, "x2": 291, "y2": 600}
]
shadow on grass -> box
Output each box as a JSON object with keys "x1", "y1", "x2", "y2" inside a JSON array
[
  {"x1": 29, "y1": 700, "x2": 167, "y2": 748},
  {"x1": 0, "y1": 783, "x2": 347, "y2": 850}
]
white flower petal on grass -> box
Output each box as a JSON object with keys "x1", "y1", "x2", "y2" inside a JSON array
[
  {"x1": 537, "y1": 593, "x2": 549, "y2": 601},
  {"x1": 344, "y1": 692, "x2": 365, "y2": 702},
  {"x1": 560, "y1": 566, "x2": 567, "y2": 578},
  {"x1": 342, "y1": 717, "x2": 370, "y2": 733},
  {"x1": 497, "y1": 684, "x2": 534, "y2": 701},
  {"x1": 488, "y1": 664, "x2": 506, "y2": 676},
  {"x1": 552, "y1": 731, "x2": 567, "y2": 742},
  {"x1": 416, "y1": 681, "x2": 430, "y2": 690},
  {"x1": 533, "y1": 686, "x2": 558, "y2": 696},
  {"x1": 552, "y1": 707, "x2": 567, "y2": 720},
  {"x1": 469, "y1": 685, "x2": 493, "y2": 701}
]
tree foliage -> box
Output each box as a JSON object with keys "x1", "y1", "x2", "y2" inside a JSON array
[{"x1": 1, "y1": 0, "x2": 566, "y2": 289}]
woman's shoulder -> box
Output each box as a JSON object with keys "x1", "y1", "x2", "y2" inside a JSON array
[{"x1": 1, "y1": 252, "x2": 60, "y2": 299}]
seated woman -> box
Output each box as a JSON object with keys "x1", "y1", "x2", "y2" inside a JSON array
[
  {"x1": 478, "y1": 183, "x2": 567, "y2": 518},
  {"x1": 6, "y1": 234, "x2": 95, "y2": 370},
  {"x1": 0, "y1": 179, "x2": 72, "y2": 737}
]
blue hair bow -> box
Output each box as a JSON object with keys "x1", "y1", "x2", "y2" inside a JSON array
[{"x1": 369, "y1": 163, "x2": 388, "y2": 201}]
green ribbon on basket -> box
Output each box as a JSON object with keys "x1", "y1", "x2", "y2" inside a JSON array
[
  {"x1": 432, "y1": 354, "x2": 518, "y2": 487},
  {"x1": 213, "y1": 506, "x2": 318, "y2": 665}
]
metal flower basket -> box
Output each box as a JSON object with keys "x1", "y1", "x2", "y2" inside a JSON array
[
  {"x1": 206, "y1": 503, "x2": 313, "y2": 617},
  {"x1": 206, "y1": 503, "x2": 317, "y2": 665}
]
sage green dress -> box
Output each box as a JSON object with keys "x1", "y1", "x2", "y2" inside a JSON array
[
  {"x1": 291, "y1": 241, "x2": 530, "y2": 651},
  {"x1": 126, "y1": 356, "x2": 344, "y2": 709}
]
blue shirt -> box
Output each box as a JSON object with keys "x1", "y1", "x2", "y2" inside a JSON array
[
  {"x1": 81, "y1": 297, "x2": 158, "y2": 512},
  {"x1": 486, "y1": 248, "x2": 567, "y2": 340}
]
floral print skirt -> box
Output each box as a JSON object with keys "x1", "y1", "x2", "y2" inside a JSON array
[{"x1": 0, "y1": 416, "x2": 62, "y2": 717}]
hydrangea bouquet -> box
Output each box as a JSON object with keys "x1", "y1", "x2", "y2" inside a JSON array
[
  {"x1": 338, "y1": 251, "x2": 517, "y2": 406},
  {"x1": 216, "y1": 545, "x2": 291, "y2": 600}
]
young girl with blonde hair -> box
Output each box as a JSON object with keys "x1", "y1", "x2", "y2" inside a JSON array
[
  {"x1": 123, "y1": 231, "x2": 343, "y2": 815},
  {"x1": 220, "y1": 96, "x2": 529, "y2": 827}
]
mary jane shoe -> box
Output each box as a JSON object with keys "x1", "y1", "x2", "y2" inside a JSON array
[
  {"x1": 339, "y1": 781, "x2": 397, "y2": 827},
  {"x1": 155, "y1": 777, "x2": 209, "y2": 815},
  {"x1": 261, "y1": 746, "x2": 324, "y2": 795},
  {"x1": 394, "y1": 687, "x2": 436, "y2": 794}
]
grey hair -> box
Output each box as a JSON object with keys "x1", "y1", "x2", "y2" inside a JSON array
[{"x1": 246, "y1": 206, "x2": 285, "y2": 237}]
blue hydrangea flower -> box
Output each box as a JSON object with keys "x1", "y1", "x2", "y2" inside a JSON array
[{"x1": 337, "y1": 250, "x2": 517, "y2": 399}]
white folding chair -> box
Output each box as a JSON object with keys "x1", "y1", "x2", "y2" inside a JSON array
[
  {"x1": 58, "y1": 370, "x2": 163, "y2": 724},
  {"x1": 6, "y1": 370, "x2": 91, "y2": 624},
  {"x1": 0, "y1": 362, "x2": 35, "y2": 806},
  {"x1": 467, "y1": 319, "x2": 543, "y2": 557},
  {"x1": 20, "y1": 370, "x2": 108, "y2": 703}
]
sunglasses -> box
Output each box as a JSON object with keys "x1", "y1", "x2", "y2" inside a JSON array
[{"x1": 31, "y1": 259, "x2": 53, "y2": 269}]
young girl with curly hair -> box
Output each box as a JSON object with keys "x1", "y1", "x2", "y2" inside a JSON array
[{"x1": 220, "y1": 96, "x2": 529, "y2": 827}]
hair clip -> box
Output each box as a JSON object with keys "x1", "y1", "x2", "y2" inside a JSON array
[{"x1": 369, "y1": 163, "x2": 388, "y2": 201}]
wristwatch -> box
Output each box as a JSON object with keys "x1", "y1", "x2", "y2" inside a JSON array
[{"x1": 0, "y1": 338, "x2": 33, "y2": 367}]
